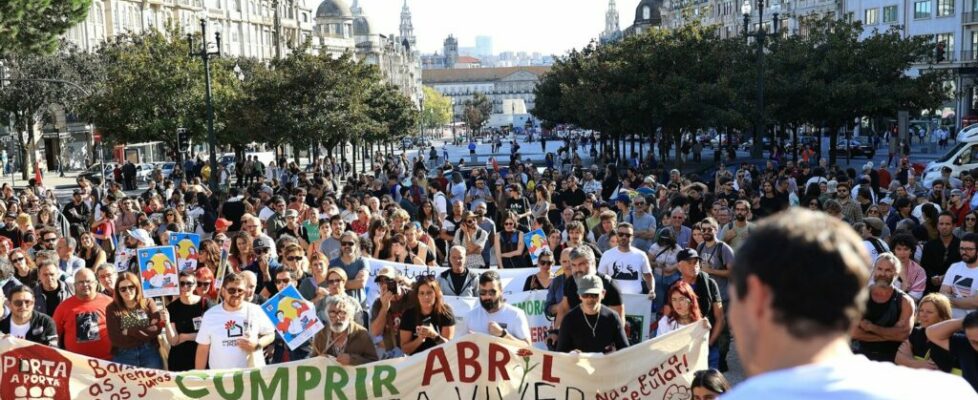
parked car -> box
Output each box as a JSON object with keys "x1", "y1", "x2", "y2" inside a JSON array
[
  {"x1": 833, "y1": 139, "x2": 875, "y2": 159},
  {"x1": 158, "y1": 162, "x2": 175, "y2": 180},
  {"x1": 79, "y1": 163, "x2": 114, "y2": 185},
  {"x1": 136, "y1": 163, "x2": 155, "y2": 182}
]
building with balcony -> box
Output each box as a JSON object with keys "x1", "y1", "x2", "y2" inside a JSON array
[
  {"x1": 844, "y1": 0, "x2": 976, "y2": 129},
  {"x1": 422, "y1": 66, "x2": 550, "y2": 128}
]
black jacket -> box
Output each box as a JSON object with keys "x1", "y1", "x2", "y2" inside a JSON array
[{"x1": 0, "y1": 312, "x2": 58, "y2": 347}]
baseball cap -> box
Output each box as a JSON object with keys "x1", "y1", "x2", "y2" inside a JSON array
[
  {"x1": 253, "y1": 236, "x2": 273, "y2": 249},
  {"x1": 615, "y1": 194, "x2": 631, "y2": 205},
  {"x1": 864, "y1": 217, "x2": 884, "y2": 233},
  {"x1": 127, "y1": 228, "x2": 155, "y2": 247},
  {"x1": 214, "y1": 218, "x2": 232, "y2": 231},
  {"x1": 577, "y1": 274, "x2": 604, "y2": 296},
  {"x1": 374, "y1": 266, "x2": 398, "y2": 282},
  {"x1": 952, "y1": 189, "x2": 964, "y2": 197},
  {"x1": 676, "y1": 248, "x2": 701, "y2": 263}
]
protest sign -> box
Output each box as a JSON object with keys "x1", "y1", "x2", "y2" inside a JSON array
[
  {"x1": 170, "y1": 232, "x2": 200, "y2": 272},
  {"x1": 523, "y1": 228, "x2": 550, "y2": 265},
  {"x1": 136, "y1": 246, "x2": 178, "y2": 297},
  {"x1": 260, "y1": 285, "x2": 323, "y2": 350}
]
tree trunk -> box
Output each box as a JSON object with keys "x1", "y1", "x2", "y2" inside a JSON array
[
  {"x1": 19, "y1": 118, "x2": 29, "y2": 181},
  {"x1": 828, "y1": 123, "x2": 838, "y2": 166}
]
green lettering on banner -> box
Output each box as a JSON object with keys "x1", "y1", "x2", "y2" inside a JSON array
[
  {"x1": 325, "y1": 366, "x2": 348, "y2": 400},
  {"x1": 250, "y1": 368, "x2": 289, "y2": 399},
  {"x1": 355, "y1": 367, "x2": 368, "y2": 400},
  {"x1": 372, "y1": 365, "x2": 399, "y2": 397},
  {"x1": 214, "y1": 371, "x2": 244, "y2": 399},
  {"x1": 296, "y1": 366, "x2": 322, "y2": 399},
  {"x1": 514, "y1": 300, "x2": 544, "y2": 316},
  {"x1": 175, "y1": 372, "x2": 211, "y2": 398}
]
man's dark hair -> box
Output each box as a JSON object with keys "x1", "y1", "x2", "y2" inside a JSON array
[
  {"x1": 964, "y1": 311, "x2": 978, "y2": 330},
  {"x1": 479, "y1": 270, "x2": 501, "y2": 286},
  {"x1": 939, "y1": 210, "x2": 956, "y2": 224},
  {"x1": 732, "y1": 209, "x2": 868, "y2": 339},
  {"x1": 963, "y1": 233, "x2": 978, "y2": 248},
  {"x1": 894, "y1": 197, "x2": 912, "y2": 210},
  {"x1": 889, "y1": 233, "x2": 917, "y2": 251}
]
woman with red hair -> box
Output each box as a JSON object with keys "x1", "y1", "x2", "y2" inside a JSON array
[
  {"x1": 194, "y1": 267, "x2": 218, "y2": 302},
  {"x1": 655, "y1": 281, "x2": 703, "y2": 337}
]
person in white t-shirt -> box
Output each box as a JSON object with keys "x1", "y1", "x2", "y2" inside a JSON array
[
  {"x1": 195, "y1": 273, "x2": 275, "y2": 369},
  {"x1": 725, "y1": 209, "x2": 975, "y2": 399},
  {"x1": 942, "y1": 233, "x2": 978, "y2": 319},
  {"x1": 465, "y1": 270, "x2": 531, "y2": 346},
  {"x1": 597, "y1": 222, "x2": 653, "y2": 298}
]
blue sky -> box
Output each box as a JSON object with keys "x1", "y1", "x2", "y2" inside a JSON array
[{"x1": 355, "y1": 0, "x2": 642, "y2": 56}]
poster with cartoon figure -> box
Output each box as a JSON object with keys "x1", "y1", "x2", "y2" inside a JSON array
[
  {"x1": 115, "y1": 240, "x2": 133, "y2": 273},
  {"x1": 523, "y1": 228, "x2": 550, "y2": 265},
  {"x1": 171, "y1": 232, "x2": 201, "y2": 272},
  {"x1": 261, "y1": 285, "x2": 323, "y2": 350},
  {"x1": 137, "y1": 246, "x2": 179, "y2": 297}
]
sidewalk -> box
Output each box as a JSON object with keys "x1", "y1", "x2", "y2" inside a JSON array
[{"x1": 3, "y1": 170, "x2": 84, "y2": 190}]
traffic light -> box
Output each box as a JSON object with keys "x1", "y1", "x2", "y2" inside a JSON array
[
  {"x1": 936, "y1": 41, "x2": 946, "y2": 63},
  {"x1": 176, "y1": 128, "x2": 190, "y2": 153}
]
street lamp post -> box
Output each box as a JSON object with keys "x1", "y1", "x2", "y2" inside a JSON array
[
  {"x1": 188, "y1": 19, "x2": 222, "y2": 194},
  {"x1": 742, "y1": 0, "x2": 780, "y2": 159}
]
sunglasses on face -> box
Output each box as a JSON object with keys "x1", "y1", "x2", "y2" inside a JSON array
[
  {"x1": 225, "y1": 288, "x2": 245, "y2": 296},
  {"x1": 179, "y1": 281, "x2": 196, "y2": 287},
  {"x1": 11, "y1": 299, "x2": 34, "y2": 307},
  {"x1": 326, "y1": 278, "x2": 343, "y2": 285},
  {"x1": 198, "y1": 281, "x2": 212, "y2": 288},
  {"x1": 341, "y1": 241, "x2": 356, "y2": 247},
  {"x1": 580, "y1": 293, "x2": 599, "y2": 299},
  {"x1": 539, "y1": 260, "x2": 554, "y2": 265},
  {"x1": 275, "y1": 279, "x2": 292, "y2": 285},
  {"x1": 118, "y1": 285, "x2": 136, "y2": 293},
  {"x1": 254, "y1": 248, "x2": 270, "y2": 254},
  {"x1": 286, "y1": 255, "x2": 303, "y2": 262}
]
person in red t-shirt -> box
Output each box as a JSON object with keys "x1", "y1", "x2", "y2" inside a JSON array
[{"x1": 52, "y1": 267, "x2": 113, "y2": 360}]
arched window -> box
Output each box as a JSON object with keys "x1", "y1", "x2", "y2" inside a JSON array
[{"x1": 643, "y1": 5, "x2": 651, "y2": 20}]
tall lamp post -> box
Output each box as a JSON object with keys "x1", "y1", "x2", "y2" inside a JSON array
[
  {"x1": 742, "y1": 0, "x2": 780, "y2": 159},
  {"x1": 188, "y1": 19, "x2": 222, "y2": 193}
]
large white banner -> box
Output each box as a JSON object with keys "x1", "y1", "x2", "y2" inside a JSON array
[{"x1": 0, "y1": 322, "x2": 709, "y2": 400}]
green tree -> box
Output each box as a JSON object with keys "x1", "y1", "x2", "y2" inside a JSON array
[
  {"x1": 421, "y1": 86, "x2": 451, "y2": 130},
  {"x1": 462, "y1": 92, "x2": 492, "y2": 135},
  {"x1": 0, "y1": 43, "x2": 91, "y2": 179},
  {"x1": 0, "y1": 0, "x2": 91, "y2": 55}
]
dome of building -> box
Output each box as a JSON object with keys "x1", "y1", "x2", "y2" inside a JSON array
[
  {"x1": 353, "y1": 15, "x2": 373, "y2": 36},
  {"x1": 316, "y1": 0, "x2": 353, "y2": 18},
  {"x1": 634, "y1": 0, "x2": 661, "y2": 25}
]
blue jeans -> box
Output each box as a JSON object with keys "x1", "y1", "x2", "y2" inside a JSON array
[
  {"x1": 708, "y1": 344, "x2": 720, "y2": 370},
  {"x1": 653, "y1": 272, "x2": 682, "y2": 312},
  {"x1": 113, "y1": 343, "x2": 164, "y2": 369}
]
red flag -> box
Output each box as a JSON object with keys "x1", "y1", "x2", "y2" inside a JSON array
[{"x1": 34, "y1": 161, "x2": 42, "y2": 186}]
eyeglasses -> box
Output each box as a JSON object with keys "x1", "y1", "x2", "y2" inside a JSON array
[
  {"x1": 504, "y1": 222, "x2": 515, "y2": 226},
  {"x1": 198, "y1": 281, "x2": 212, "y2": 287},
  {"x1": 539, "y1": 260, "x2": 553, "y2": 265},
  {"x1": 671, "y1": 296, "x2": 692, "y2": 304},
  {"x1": 225, "y1": 288, "x2": 245, "y2": 296},
  {"x1": 341, "y1": 241, "x2": 356, "y2": 247},
  {"x1": 580, "y1": 293, "x2": 599, "y2": 299},
  {"x1": 11, "y1": 299, "x2": 34, "y2": 307},
  {"x1": 10, "y1": 257, "x2": 23, "y2": 263},
  {"x1": 254, "y1": 248, "x2": 270, "y2": 254},
  {"x1": 968, "y1": 217, "x2": 977, "y2": 222},
  {"x1": 179, "y1": 281, "x2": 196, "y2": 287},
  {"x1": 326, "y1": 278, "x2": 343, "y2": 285},
  {"x1": 117, "y1": 285, "x2": 136, "y2": 293},
  {"x1": 327, "y1": 309, "x2": 348, "y2": 317},
  {"x1": 275, "y1": 279, "x2": 292, "y2": 285},
  {"x1": 617, "y1": 232, "x2": 633, "y2": 237},
  {"x1": 286, "y1": 255, "x2": 303, "y2": 262}
]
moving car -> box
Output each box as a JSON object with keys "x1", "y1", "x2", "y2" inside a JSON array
[{"x1": 832, "y1": 139, "x2": 875, "y2": 159}]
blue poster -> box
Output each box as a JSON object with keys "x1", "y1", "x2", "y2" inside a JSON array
[{"x1": 137, "y1": 246, "x2": 179, "y2": 298}]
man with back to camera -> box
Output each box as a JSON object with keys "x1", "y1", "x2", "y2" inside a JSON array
[{"x1": 723, "y1": 208, "x2": 975, "y2": 399}]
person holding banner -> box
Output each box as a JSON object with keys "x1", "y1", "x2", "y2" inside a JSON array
[
  {"x1": 105, "y1": 272, "x2": 164, "y2": 369},
  {"x1": 399, "y1": 277, "x2": 455, "y2": 355},
  {"x1": 195, "y1": 273, "x2": 275, "y2": 369},
  {"x1": 466, "y1": 270, "x2": 531, "y2": 346},
  {"x1": 163, "y1": 270, "x2": 215, "y2": 372},
  {"x1": 270, "y1": 269, "x2": 313, "y2": 363},
  {"x1": 556, "y1": 274, "x2": 628, "y2": 354},
  {"x1": 725, "y1": 209, "x2": 976, "y2": 399},
  {"x1": 311, "y1": 296, "x2": 378, "y2": 366},
  {"x1": 557, "y1": 246, "x2": 624, "y2": 327}
]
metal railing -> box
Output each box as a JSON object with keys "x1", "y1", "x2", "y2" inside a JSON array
[{"x1": 964, "y1": 11, "x2": 978, "y2": 23}]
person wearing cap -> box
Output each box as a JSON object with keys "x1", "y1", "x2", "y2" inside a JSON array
[
  {"x1": 62, "y1": 189, "x2": 91, "y2": 238},
  {"x1": 244, "y1": 235, "x2": 281, "y2": 296},
  {"x1": 369, "y1": 266, "x2": 414, "y2": 358},
  {"x1": 676, "y1": 247, "x2": 725, "y2": 369},
  {"x1": 275, "y1": 208, "x2": 308, "y2": 248},
  {"x1": 556, "y1": 274, "x2": 629, "y2": 354},
  {"x1": 214, "y1": 218, "x2": 233, "y2": 235}
]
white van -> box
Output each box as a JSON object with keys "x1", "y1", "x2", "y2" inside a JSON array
[{"x1": 923, "y1": 124, "x2": 978, "y2": 188}]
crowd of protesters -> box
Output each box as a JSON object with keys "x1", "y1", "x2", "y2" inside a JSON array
[{"x1": 2, "y1": 145, "x2": 978, "y2": 393}]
